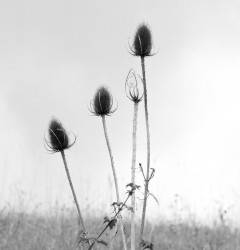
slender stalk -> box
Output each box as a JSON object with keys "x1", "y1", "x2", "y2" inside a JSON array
[
  {"x1": 101, "y1": 115, "x2": 128, "y2": 250},
  {"x1": 60, "y1": 150, "x2": 86, "y2": 232},
  {"x1": 131, "y1": 102, "x2": 139, "y2": 250},
  {"x1": 140, "y1": 56, "x2": 151, "y2": 244},
  {"x1": 102, "y1": 116, "x2": 120, "y2": 201}
]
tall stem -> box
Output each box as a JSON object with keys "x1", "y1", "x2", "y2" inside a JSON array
[
  {"x1": 140, "y1": 56, "x2": 151, "y2": 244},
  {"x1": 60, "y1": 150, "x2": 86, "y2": 232},
  {"x1": 131, "y1": 102, "x2": 139, "y2": 250},
  {"x1": 101, "y1": 116, "x2": 127, "y2": 250}
]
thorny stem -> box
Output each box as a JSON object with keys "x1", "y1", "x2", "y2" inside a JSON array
[
  {"x1": 131, "y1": 102, "x2": 139, "y2": 250},
  {"x1": 101, "y1": 116, "x2": 128, "y2": 250},
  {"x1": 60, "y1": 150, "x2": 86, "y2": 232},
  {"x1": 140, "y1": 56, "x2": 151, "y2": 245},
  {"x1": 88, "y1": 193, "x2": 131, "y2": 250}
]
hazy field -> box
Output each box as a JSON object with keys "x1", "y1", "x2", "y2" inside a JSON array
[{"x1": 1, "y1": 207, "x2": 240, "y2": 250}]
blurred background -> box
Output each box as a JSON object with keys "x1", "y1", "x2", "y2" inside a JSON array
[{"x1": 0, "y1": 0, "x2": 240, "y2": 226}]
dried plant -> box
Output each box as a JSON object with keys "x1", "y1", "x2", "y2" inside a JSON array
[
  {"x1": 45, "y1": 118, "x2": 76, "y2": 154},
  {"x1": 131, "y1": 23, "x2": 154, "y2": 247},
  {"x1": 90, "y1": 86, "x2": 117, "y2": 117},
  {"x1": 45, "y1": 118, "x2": 88, "y2": 245},
  {"x1": 130, "y1": 23, "x2": 153, "y2": 58},
  {"x1": 125, "y1": 69, "x2": 143, "y2": 250},
  {"x1": 90, "y1": 86, "x2": 127, "y2": 250},
  {"x1": 44, "y1": 22, "x2": 157, "y2": 250}
]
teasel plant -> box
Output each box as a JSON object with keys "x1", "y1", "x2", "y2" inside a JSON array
[
  {"x1": 90, "y1": 86, "x2": 127, "y2": 250},
  {"x1": 125, "y1": 69, "x2": 143, "y2": 250},
  {"x1": 45, "y1": 118, "x2": 88, "y2": 247},
  {"x1": 130, "y1": 22, "x2": 155, "y2": 246}
]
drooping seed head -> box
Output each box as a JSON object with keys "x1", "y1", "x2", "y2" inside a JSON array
[
  {"x1": 90, "y1": 86, "x2": 116, "y2": 116},
  {"x1": 45, "y1": 118, "x2": 76, "y2": 153},
  {"x1": 132, "y1": 23, "x2": 153, "y2": 57}
]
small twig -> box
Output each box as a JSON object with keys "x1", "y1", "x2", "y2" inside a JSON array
[
  {"x1": 139, "y1": 163, "x2": 146, "y2": 180},
  {"x1": 138, "y1": 166, "x2": 158, "y2": 205},
  {"x1": 88, "y1": 191, "x2": 132, "y2": 250}
]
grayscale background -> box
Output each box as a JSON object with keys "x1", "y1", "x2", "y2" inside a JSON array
[{"x1": 1, "y1": 0, "x2": 240, "y2": 225}]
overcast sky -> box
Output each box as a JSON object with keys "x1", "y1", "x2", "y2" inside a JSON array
[{"x1": 1, "y1": 0, "x2": 240, "y2": 225}]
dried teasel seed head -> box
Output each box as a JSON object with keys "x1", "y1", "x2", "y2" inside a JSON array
[
  {"x1": 125, "y1": 69, "x2": 143, "y2": 103},
  {"x1": 132, "y1": 23, "x2": 153, "y2": 57},
  {"x1": 45, "y1": 118, "x2": 76, "y2": 153},
  {"x1": 90, "y1": 86, "x2": 116, "y2": 116}
]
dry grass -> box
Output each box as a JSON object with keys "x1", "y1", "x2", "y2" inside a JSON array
[{"x1": 1, "y1": 207, "x2": 240, "y2": 250}]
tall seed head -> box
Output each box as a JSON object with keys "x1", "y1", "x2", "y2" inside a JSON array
[
  {"x1": 91, "y1": 86, "x2": 116, "y2": 116},
  {"x1": 45, "y1": 118, "x2": 76, "y2": 153},
  {"x1": 133, "y1": 23, "x2": 152, "y2": 57}
]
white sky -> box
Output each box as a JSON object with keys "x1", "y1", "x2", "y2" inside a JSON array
[{"x1": 1, "y1": 0, "x2": 240, "y2": 225}]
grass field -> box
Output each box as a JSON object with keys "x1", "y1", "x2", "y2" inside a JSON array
[{"x1": 1, "y1": 207, "x2": 240, "y2": 250}]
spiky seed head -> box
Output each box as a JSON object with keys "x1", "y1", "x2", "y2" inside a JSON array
[
  {"x1": 45, "y1": 118, "x2": 76, "y2": 153},
  {"x1": 133, "y1": 23, "x2": 152, "y2": 57},
  {"x1": 91, "y1": 86, "x2": 116, "y2": 116}
]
